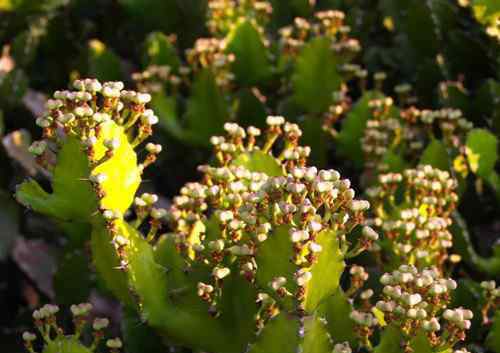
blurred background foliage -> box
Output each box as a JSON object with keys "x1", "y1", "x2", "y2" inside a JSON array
[{"x1": 1, "y1": 0, "x2": 500, "y2": 352}]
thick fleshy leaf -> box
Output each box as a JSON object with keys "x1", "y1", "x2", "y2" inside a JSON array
[
  {"x1": 16, "y1": 136, "x2": 98, "y2": 221},
  {"x1": 247, "y1": 313, "x2": 300, "y2": 353},
  {"x1": 122, "y1": 308, "x2": 166, "y2": 353},
  {"x1": 54, "y1": 249, "x2": 92, "y2": 305},
  {"x1": 16, "y1": 121, "x2": 140, "y2": 221},
  {"x1": 420, "y1": 139, "x2": 449, "y2": 171},
  {"x1": 142, "y1": 32, "x2": 180, "y2": 70},
  {"x1": 373, "y1": 325, "x2": 404, "y2": 353},
  {"x1": 91, "y1": 221, "x2": 135, "y2": 308},
  {"x1": 226, "y1": 20, "x2": 271, "y2": 86},
  {"x1": 336, "y1": 91, "x2": 383, "y2": 165},
  {"x1": 233, "y1": 150, "x2": 284, "y2": 176},
  {"x1": 255, "y1": 225, "x2": 298, "y2": 299},
  {"x1": 466, "y1": 129, "x2": 498, "y2": 179},
  {"x1": 302, "y1": 315, "x2": 334, "y2": 353},
  {"x1": 486, "y1": 310, "x2": 500, "y2": 353},
  {"x1": 42, "y1": 336, "x2": 92, "y2": 353},
  {"x1": 219, "y1": 270, "x2": 259, "y2": 349},
  {"x1": 292, "y1": 37, "x2": 342, "y2": 113},
  {"x1": 91, "y1": 121, "x2": 142, "y2": 214},
  {"x1": 87, "y1": 39, "x2": 123, "y2": 82},
  {"x1": 184, "y1": 69, "x2": 229, "y2": 145},
  {"x1": 117, "y1": 221, "x2": 236, "y2": 353},
  {"x1": 304, "y1": 229, "x2": 344, "y2": 312},
  {"x1": 409, "y1": 333, "x2": 433, "y2": 353},
  {"x1": 318, "y1": 288, "x2": 357, "y2": 347}
]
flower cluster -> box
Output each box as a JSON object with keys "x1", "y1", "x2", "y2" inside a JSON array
[
  {"x1": 279, "y1": 10, "x2": 360, "y2": 58},
  {"x1": 163, "y1": 116, "x2": 374, "y2": 317},
  {"x1": 22, "y1": 303, "x2": 120, "y2": 353},
  {"x1": 186, "y1": 38, "x2": 235, "y2": 89},
  {"x1": 29, "y1": 78, "x2": 160, "y2": 173},
  {"x1": 480, "y1": 280, "x2": 500, "y2": 323},
  {"x1": 207, "y1": 0, "x2": 273, "y2": 36},
  {"x1": 367, "y1": 165, "x2": 458, "y2": 269},
  {"x1": 374, "y1": 265, "x2": 472, "y2": 350}
]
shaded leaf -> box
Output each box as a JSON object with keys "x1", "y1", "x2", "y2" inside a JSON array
[
  {"x1": 233, "y1": 150, "x2": 283, "y2": 176},
  {"x1": 226, "y1": 20, "x2": 271, "y2": 86},
  {"x1": 304, "y1": 229, "x2": 344, "y2": 312},
  {"x1": 318, "y1": 288, "x2": 357, "y2": 347},
  {"x1": 466, "y1": 129, "x2": 498, "y2": 179},
  {"x1": 292, "y1": 37, "x2": 342, "y2": 113},
  {"x1": 420, "y1": 139, "x2": 449, "y2": 171},
  {"x1": 142, "y1": 32, "x2": 180, "y2": 70},
  {"x1": 184, "y1": 69, "x2": 229, "y2": 145},
  {"x1": 247, "y1": 313, "x2": 300, "y2": 353}
]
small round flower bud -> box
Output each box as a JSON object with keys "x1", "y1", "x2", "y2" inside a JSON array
[
  {"x1": 213, "y1": 267, "x2": 231, "y2": 279},
  {"x1": 22, "y1": 332, "x2": 37, "y2": 342},
  {"x1": 93, "y1": 318, "x2": 110, "y2": 330},
  {"x1": 146, "y1": 143, "x2": 162, "y2": 154},
  {"x1": 106, "y1": 338, "x2": 123, "y2": 349}
]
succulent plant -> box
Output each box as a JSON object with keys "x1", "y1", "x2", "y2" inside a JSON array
[{"x1": 15, "y1": 80, "x2": 379, "y2": 352}]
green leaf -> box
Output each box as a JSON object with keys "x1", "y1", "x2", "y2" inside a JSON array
[
  {"x1": 142, "y1": 32, "x2": 180, "y2": 70},
  {"x1": 236, "y1": 89, "x2": 268, "y2": 129},
  {"x1": 255, "y1": 225, "x2": 298, "y2": 300},
  {"x1": 247, "y1": 313, "x2": 300, "y2": 353},
  {"x1": 118, "y1": 0, "x2": 180, "y2": 34},
  {"x1": 87, "y1": 39, "x2": 123, "y2": 82},
  {"x1": 304, "y1": 229, "x2": 344, "y2": 312},
  {"x1": 374, "y1": 325, "x2": 404, "y2": 353},
  {"x1": 42, "y1": 336, "x2": 92, "y2": 353},
  {"x1": 91, "y1": 221, "x2": 136, "y2": 308},
  {"x1": 184, "y1": 69, "x2": 229, "y2": 145},
  {"x1": 226, "y1": 20, "x2": 271, "y2": 86},
  {"x1": 117, "y1": 221, "x2": 237, "y2": 353},
  {"x1": 466, "y1": 129, "x2": 498, "y2": 179},
  {"x1": 336, "y1": 91, "x2": 383, "y2": 166},
  {"x1": 487, "y1": 310, "x2": 500, "y2": 353},
  {"x1": 17, "y1": 121, "x2": 141, "y2": 221},
  {"x1": 219, "y1": 270, "x2": 259, "y2": 348},
  {"x1": 232, "y1": 150, "x2": 284, "y2": 176},
  {"x1": 300, "y1": 116, "x2": 328, "y2": 167},
  {"x1": 16, "y1": 137, "x2": 98, "y2": 221},
  {"x1": 302, "y1": 315, "x2": 334, "y2": 353},
  {"x1": 292, "y1": 37, "x2": 342, "y2": 113},
  {"x1": 151, "y1": 92, "x2": 184, "y2": 140},
  {"x1": 318, "y1": 288, "x2": 357, "y2": 347},
  {"x1": 54, "y1": 249, "x2": 92, "y2": 305},
  {"x1": 409, "y1": 333, "x2": 432, "y2": 353},
  {"x1": 420, "y1": 139, "x2": 449, "y2": 171},
  {"x1": 382, "y1": 150, "x2": 408, "y2": 173},
  {"x1": 122, "y1": 308, "x2": 166, "y2": 353}
]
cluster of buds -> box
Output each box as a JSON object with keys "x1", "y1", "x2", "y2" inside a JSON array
[
  {"x1": 371, "y1": 265, "x2": 472, "y2": 351},
  {"x1": 207, "y1": 0, "x2": 273, "y2": 36},
  {"x1": 367, "y1": 165, "x2": 458, "y2": 269},
  {"x1": 163, "y1": 117, "x2": 373, "y2": 319},
  {"x1": 22, "y1": 303, "x2": 120, "y2": 353},
  {"x1": 279, "y1": 10, "x2": 360, "y2": 58},
  {"x1": 480, "y1": 280, "x2": 500, "y2": 324},
  {"x1": 359, "y1": 96, "x2": 403, "y2": 172},
  {"x1": 185, "y1": 38, "x2": 235, "y2": 89},
  {"x1": 132, "y1": 65, "x2": 174, "y2": 94},
  {"x1": 29, "y1": 78, "x2": 159, "y2": 173},
  {"x1": 322, "y1": 89, "x2": 352, "y2": 138}
]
